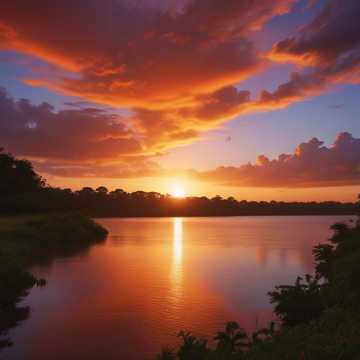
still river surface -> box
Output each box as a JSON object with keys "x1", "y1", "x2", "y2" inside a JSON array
[{"x1": 3, "y1": 216, "x2": 353, "y2": 360}]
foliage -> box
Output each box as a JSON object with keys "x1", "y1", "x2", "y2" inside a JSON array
[
  {"x1": 17, "y1": 213, "x2": 108, "y2": 245},
  {"x1": 157, "y1": 209, "x2": 360, "y2": 360},
  {"x1": 214, "y1": 321, "x2": 249, "y2": 357},
  {"x1": 268, "y1": 275, "x2": 324, "y2": 327},
  {"x1": 177, "y1": 331, "x2": 210, "y2": 360},
  {"x1": 0, "y1": 148, "x2": 44, "y2": 214}
]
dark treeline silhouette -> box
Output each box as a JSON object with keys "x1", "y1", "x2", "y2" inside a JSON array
[{"x1": 0, "y1": 148, "x2": 358, "y2": 217}]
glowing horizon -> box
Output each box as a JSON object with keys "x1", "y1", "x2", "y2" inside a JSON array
[
  {"x1": 0, "y1": 0, "x2": 360, "y2": 201},
  {"x1": 170, "y1": 184, "x2": 187, "y2": 198}
]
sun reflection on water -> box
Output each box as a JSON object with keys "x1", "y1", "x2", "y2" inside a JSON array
[
  {"x1": 169, "y1": 217, "x2": 183, "y2": 307},
  {"x1": 173, "y1": 217, "x2": 183, "y2": 265}
]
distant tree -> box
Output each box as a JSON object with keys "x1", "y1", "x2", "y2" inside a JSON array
[
  {"x1": 0, "y1": 148, "x2": 44, "y2": 194},
  {"x1": 96, "y1": 186, "x2": 109, "y2": 195}
]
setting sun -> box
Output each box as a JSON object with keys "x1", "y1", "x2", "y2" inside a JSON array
[{"x1": 170, "y1": 184, "x2": 186, "y2": 198}]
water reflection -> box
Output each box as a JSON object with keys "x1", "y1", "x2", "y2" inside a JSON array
[
  {"x1": 2, "y1": 216, "x2": 354, "y2": 360},
  {"x1": 170, "y1": 217, "x2": 183, "y2": 306}
]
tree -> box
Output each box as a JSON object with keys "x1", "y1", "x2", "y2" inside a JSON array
[
  {"x1": 214, "y1": 321, "x2": 249, "y2": 356},
  {"x1": 268, "y1": 275, "x2": 323, "y2": 327},
  {"x1": 0, "y1": 149, "x2": 44, "y2": 195},
  {"x1": 96, "y1": 186, "x2": 109, "y2": 195},
  {"x1": 0, "y1": 149, "x2": 44, "y2": 213}
]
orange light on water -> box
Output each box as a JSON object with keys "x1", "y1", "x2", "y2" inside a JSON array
[{"x1": 169, "y1": 217, "x2": 183, "y2": 306}]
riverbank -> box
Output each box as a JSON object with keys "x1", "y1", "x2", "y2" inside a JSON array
[{"x1": 0, "y1": 213, "x2": 108, "y2": 350}]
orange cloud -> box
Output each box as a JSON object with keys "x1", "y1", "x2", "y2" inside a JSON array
[
  {"x1": 33, "y1": 158, "x2": 163, "y2": 179},
  {"x1": 0, "y1": 0, "x2": 295, "y2": 108},
  {"x1": 130, "y1": 87, "x2": 253, "y2": 151},
  {"x1": 197, "y1": 133, "x2": 360, "y2": 188}
]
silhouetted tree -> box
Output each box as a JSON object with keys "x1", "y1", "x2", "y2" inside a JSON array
[
  {"x1": 214, "y1": 321, "x2": 249, "y2": 356},
  {"x1": 0, "y1": 149, "x2": 46, "y2": 213},
  {"x1": 268, "y1": 275, "x2": 323, "y2": 327},
  {"x1": 177, "y1": 331, "x2": 209, "y2": 360}
]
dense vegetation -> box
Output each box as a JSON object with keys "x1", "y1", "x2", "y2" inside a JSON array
[
  {"x1": 156, "y1": 210, "x2": 360, "y2": 360},
  {"x1": 0, "y1": 149, "x2": 108, "y2": 350},
  {"x1": 0, "y1": 148, "x2": 357, "y2": 217}
]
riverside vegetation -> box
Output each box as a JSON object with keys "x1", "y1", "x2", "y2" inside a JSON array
[
  {"x1": 156, "y1": 209, "x2": 360, "y2": 360},
  {"x1": 0, "y1": 148, "x2": 108, "y2": 350}
]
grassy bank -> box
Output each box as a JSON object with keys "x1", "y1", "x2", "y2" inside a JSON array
[{"x1": 0, "y1": 213, "x2": 108, "y2": 350}]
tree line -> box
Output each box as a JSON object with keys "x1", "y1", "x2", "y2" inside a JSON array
[{"x1": 1, "y1": 148, "x2": 358, "y2": 217}]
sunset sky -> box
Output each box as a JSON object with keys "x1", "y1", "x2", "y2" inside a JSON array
[{"x1": 0, "y1": 0, "x2": 360, "y2": 201}]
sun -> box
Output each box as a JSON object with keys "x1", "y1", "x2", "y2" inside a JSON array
[{"x1": 170, "y1": 184, "x2": 186, "y2": 198}]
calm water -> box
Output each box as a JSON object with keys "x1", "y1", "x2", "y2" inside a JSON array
[{"x1": 3, "y1": 216, "x2": 353, "y2": 360}]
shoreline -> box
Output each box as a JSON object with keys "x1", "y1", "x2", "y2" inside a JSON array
[{"x1": 0, "y1": 213, "x2": 108, "y2": 351}]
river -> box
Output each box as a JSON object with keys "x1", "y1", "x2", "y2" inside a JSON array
[{"x1": 3, "y1": 216, "x2": 353, "y2": 360}]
